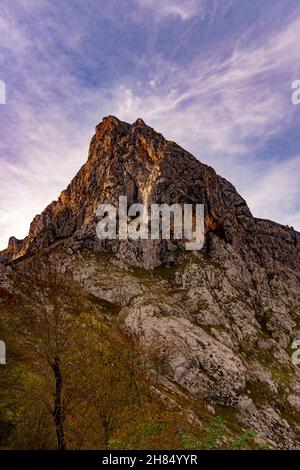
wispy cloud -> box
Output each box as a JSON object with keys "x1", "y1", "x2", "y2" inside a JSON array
[
  {"x1": 245, "y1": 156, "x2": 300, "y2": 229},
  {"x1": 0, "y1": 0, "x2": 299, "y2": 249},
  {"x1": 134, "y1": 0, "x2": 202, "y2": 20},
  {"x1": 110, "y1": 10, "x2": 300, "y2": 154}
]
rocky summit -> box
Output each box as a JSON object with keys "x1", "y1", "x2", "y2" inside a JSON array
[{"x1": 1, "y1": 116, "x2": 300, "y2": 449}]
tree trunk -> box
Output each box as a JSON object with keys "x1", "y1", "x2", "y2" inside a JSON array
[{"x1": 52, "y1": 357, "x2": 66, "y2": 450}]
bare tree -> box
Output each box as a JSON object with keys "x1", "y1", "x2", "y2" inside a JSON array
[{"x1": 11, "y1": 255, "x2": 84, "y2": 450}]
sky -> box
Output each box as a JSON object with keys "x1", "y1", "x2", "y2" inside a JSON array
[{"x1": 0, "y1": 0, "x2": 300, "y2": 249}]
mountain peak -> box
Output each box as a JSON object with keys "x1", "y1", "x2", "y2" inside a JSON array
[
  {"x1": 94, "y1": 116, "x2": 153, "y2": 141},
  {"x1": 0, "y1": 117, "x2": 299, "y2": 272},
  {"x1": 101, "y1": 115, "x2": 120, "y2": 126},
  {"x1": 1, "y1": 118, "x2": 300, "y2": 450},
  {"x1": 133, "y1": 117, "x2": 146, "y2": 127},
  {"x1": 95, "y1": 115, "x2": 127, "y2": 138}
]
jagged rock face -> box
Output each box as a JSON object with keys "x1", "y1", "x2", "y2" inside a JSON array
[
  {"x1": 1, "y1": 115, "x2": 299, "y2": 272},
  {"x1": 1, "y1": 116, "x2": 300, "y2": 448}
]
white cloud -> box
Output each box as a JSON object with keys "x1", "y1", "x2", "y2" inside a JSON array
[
  {"x1": 134, "y1": 0, "x2": 236, "y2": 22},
  {"x1": 104, "y1": 13, "x2": 300, "y2": 160},
  {"x1": 1, "y1": 0, "x2": 300, "y2": 251},
  {"x1": 135, "y1": 0, "x2": 201, "y2": 20},
  {"x1": 245, "y1": 156, "x2": 300, "y2": 229},
  {"x1": 100, "y1": 14, "x2": 300, "y2": 230}
]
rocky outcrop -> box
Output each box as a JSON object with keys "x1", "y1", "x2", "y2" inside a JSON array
[
  {"x1": 1, "y1": 116, "x2": 299, "y2": 448},
  {"x1": 1, "y1": 116, "x2": 299, "y2": 271}
]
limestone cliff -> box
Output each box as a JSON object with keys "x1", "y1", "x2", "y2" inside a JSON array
[{"x1": 1, "y1": 116, "x2": 300, "y2": 448}]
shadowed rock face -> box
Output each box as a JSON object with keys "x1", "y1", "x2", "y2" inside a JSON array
[
  {"x1": 1, "y1": 117, "x2": 300, "y2": 448},
  {"x1": 1, "y1": 115, "x2": 299, "y2": 271}
]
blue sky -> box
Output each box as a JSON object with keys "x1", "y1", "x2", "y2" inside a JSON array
[{"x1": 0, "y1": 0, "x2": 300, "y2": 248}]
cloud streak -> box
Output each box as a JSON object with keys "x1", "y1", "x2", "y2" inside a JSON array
[
  {"x1": 0, "y1": 0, "x2": 300, "y2": 249},
  {"x1": 135, "y1": 0, "x2": 203, "y2": 20}
]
